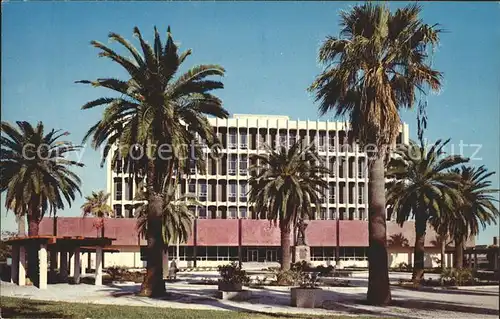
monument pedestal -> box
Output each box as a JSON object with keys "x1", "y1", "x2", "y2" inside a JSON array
[{"x1": 294, "y1": 245, "x2": 311, "y2": 263}]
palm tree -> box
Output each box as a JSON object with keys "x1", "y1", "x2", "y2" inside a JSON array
[
  {"x1": 308, "y1": 3, "x2": 442, "y2": 305},
  {"x1": 386, "y1": 139, "x2": 468, "y2": 282},
  {"x1": 81, "y1": 190, "x2": 114, "y2": 237},
  {"x1": 429, "y1": 215, "x2": 454, "y2": 271},
  {"x1": 1, "y1": 121, "x2": 83, "y2": 283},
  {"x1": 248, "y1": 142, "x2": 329, "y2": 270},
  {"x1": 135, "y1": 184, "x2": 195, "y2": 278},
  {"x1": 1, "y1": 121, "x2": 83, "y2": 236},
  {"x1": 78, "y1": 26, "x2": 228, "y2": 297},
  {"x1": 447, "y1": 166, "x2": 499, "y2": 269},
  {"x1": 388, "y1": 233, "x2": 409, "y2": 248},
  {"x1": 6, "y1": 199, "x2": 27, "y2": 236}
]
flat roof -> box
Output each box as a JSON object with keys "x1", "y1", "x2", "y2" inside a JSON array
[{"x1": 3, "y1": 236, "x2": 115, "y2": 247}]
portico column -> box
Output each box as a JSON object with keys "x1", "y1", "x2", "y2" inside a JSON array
[
  {"x1": 95, "y1": 246, "x2": 103, "y2": 286},
  {"x1": 73, "y1": 247, "x2": 81, "y2": 284},
  {"x1": 10, "y1": 245, "x2": 19, "y2": 284},
  {"x1": 49, "y1": 249, "x2": 58, "y2": 281},
  {"x1": 39, "y1": 244, "x2": 48, "y2": 289},
  {"x1": 69, "y1": 251, "x2": 75, "y2": 277},
  {"x1": 474, "y1": 250, "x2": 478, "y2": 269},
  {"x1": 19, "y1": 246, "x2": 26, "y2": 286},
  {"x1": 60, "y1": 250, "x2": 68, "y2": 282}
]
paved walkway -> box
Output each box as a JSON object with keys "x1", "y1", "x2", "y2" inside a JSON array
[{"x1": 1, "y1": 276, "x2": 498, "y2": 319}]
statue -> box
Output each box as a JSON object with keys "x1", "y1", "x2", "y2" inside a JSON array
[{"x1": 296, "y1": 218, "x2": 308, "y2": 246}]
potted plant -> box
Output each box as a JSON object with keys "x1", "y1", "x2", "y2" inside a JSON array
[
  {"x1": 291, "y1": 272, "x2": 322, "y2": 308},
  {"x1": 217, "y1": 262, "x2": 249, "y2": 291}
]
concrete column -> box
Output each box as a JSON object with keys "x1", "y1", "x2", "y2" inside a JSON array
[
  {"x1": 162, "y1": 249, "x2": 169, "y2": 279},
  {"x1": 69, "y1": 251, "x2": 75, "y2": 277},
  {"x1": 50, "y1": 250, "x2": 58, "y2": 280},
  {"x1": 60, "y1": 251, "x2": 68, "y2": 282},
  {"x1": 81, "y1": 253, "x2": 86, "y2": 275},
  {"x1": 95, "y1": 246, "x2": 103, "y2": 285},
  {"x1": 474, "y1": 251, "x2": 478, "y2": 269},
  {"x1": 73, "y1": 248, "x2": 81, "y2": 284},
  {"x1": 19, "y1": 246, "x2": 26, "y2": 286},
  {"x1": 39, "y1": 244, "x2": 48, "y2": 289},
  {"x1": 11, "y1": 245, "x2": 19, "y2": 284}
]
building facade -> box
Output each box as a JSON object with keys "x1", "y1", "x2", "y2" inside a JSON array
[{"x1": 39, "y1": 114, "x2": 472, "y2": 269}]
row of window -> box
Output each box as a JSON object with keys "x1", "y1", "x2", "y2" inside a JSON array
[
  {"x1": 113, "y1": 155, "x2": 368, "y2": 178},
  {"x1": 114, "y1": 205, "x2": 367, "y2": 220},
  {"x1": 113, "y1": 180, "x2": 366, "y2": 205},
  {"x1": 143, "y1": 246, "x2": 368, "y2": 262}
]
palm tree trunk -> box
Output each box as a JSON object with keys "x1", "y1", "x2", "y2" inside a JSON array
[
  {"x1": 139, "y1": 160, "x2": 165, "y2": 297},
  {"x1": 163, "y1": 246, "x2": 169, "y2": 280},
  {"x1": 366, "y1": 155, "x2": 391, "y2": 305},
  {"x1": 454, "y1": 237, "x2": 464, "y2": 269},
  {"x1": 17, "y1": 214, "x2": 26, "y2": 236},
  {"x1": 27, "y1": 206, "x2": 40, "y2": 287},
  {"x1": 412, "y1": 216, "x2": 427, "y2": 283},
  {"x1": 280, "y1": 222, "x2": 292, "y2": 271},
  {"x1": 440, "y1": 238, "x2": 446, "y2": 272}
]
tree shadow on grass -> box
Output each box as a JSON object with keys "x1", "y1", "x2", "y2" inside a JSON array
[
  {"x1": 1, "y1": 299, "x2": 69, "y2": 318},
  {"x1": 394, "y1": 285, "x2": 499, "y2": 297}
]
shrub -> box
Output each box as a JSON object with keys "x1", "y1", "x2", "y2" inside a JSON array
[
  {"x1": 298, "y1": 272, "x2": 320, "y2": 289},
  {"x1": 440, "y1": 268, "x2": 475, "y2": 286},
  {"x1": 273, "y1": 269, "x2": 303, "y2": 286},
  {"x1": 291, "y1": 261, "x2": 311, "y2": 273},
  {"x1": 218, "y1": 262, "x2": 249, "y2": 285},
  {"x1": 106, "y1": 266, "x2": 127, "y2": 281}
]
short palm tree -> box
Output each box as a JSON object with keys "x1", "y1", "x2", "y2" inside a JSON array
[
  {"x1": 386, "y1": 139, "x2": 468, "y2": 282},
  {"x1": 447, "y1": 165, "x2": 499, "y2": 268},
  {"x1": 78, "y1": 26, "x2": 228, "y2": 297},
  {"x1": 429, "y1": 215, "x2": 454, "y2": 271},
  {"x1": 81, "y1": 190, "x2": 113, "y2": 237},
  {"x1": 1, "y1": 121, "x2": 83, "y2": 236},
  {"x1": 248, "y1": 141, "x2": 329, "y2": 270},
  {"x1": 135, "y1": 184, "x2": 195, "y2": 278},
  {"x1": 308, "y1": 3, "x2": 442, "y2": 305}
]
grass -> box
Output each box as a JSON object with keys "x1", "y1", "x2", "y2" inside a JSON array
[{"x1": 0, "y1": 296, "x2": 386, "y2": 319}]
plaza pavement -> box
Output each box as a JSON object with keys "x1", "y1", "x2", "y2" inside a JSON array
[{"x1": 0, "y1": 271, "x2": 498, "y2": 319}]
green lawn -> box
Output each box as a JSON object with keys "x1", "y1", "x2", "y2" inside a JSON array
[{"x1": 0, "y1": 296, "x2": 385, "y2": 319}]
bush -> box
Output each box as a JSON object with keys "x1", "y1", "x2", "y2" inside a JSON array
[
  {"x1": 440, "y1": 268, "x2": 475, "y2": 286},
  {"x1": 218, "y1": 262, "x2": 249, "y2": 285},
  {"x1": 273, "y1": 269, "x2": 303, "y2": 286},
  {"x1": 291, "y1": 261, "x2": 311, "y2": 273},
  {"x1": 106, "y1": 266, "x2": 144, "y2": 283}
]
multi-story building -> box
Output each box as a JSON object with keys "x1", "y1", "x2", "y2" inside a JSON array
[{"x1": 39, "y1": 114, "x2": 472, "y2": 269}]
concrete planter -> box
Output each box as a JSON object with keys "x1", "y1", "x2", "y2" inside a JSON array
[
  {"x1": 218, "y1": 282, "x2": 243, "y2": 292},
  {"x1": 290, "y1": 287, "x2": 322, "y2": 308}
]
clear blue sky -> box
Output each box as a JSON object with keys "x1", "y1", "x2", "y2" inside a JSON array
[{"x1": 2, "y1": 1, "x2": 499, "y2": 244}]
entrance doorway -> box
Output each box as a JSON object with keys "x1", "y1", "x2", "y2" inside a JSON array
[
  {"x1": 266, "y1": 249, "x2": 278, "y2": 262},
  {"x1": 248, "y1": 249, "x2": 258, "y2": 262}
]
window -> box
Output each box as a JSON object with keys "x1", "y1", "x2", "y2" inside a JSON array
[
  {"x1": 329, "y1": 187, "x2": 336, "y2": 203},
  {"x1": 114, "y1": 158, "x2": 122, "y2": 173},
  {"x1": 259, "y1": 134, "x2": 267, "y2": 149},
  {"x1": 229, "y1": 155, "x2": 237, "y2": 175},
  {"x1": 239, "y1": 155, "x2": 248, "y2": 175},
  {"x1": 124, "y1": 178, "x2": 133, "y2": 200},
  {"x1": 113, "y1": 205, "x2": 122, "y2": 218},
  {"x1": 328, "y1": 208, "x2": 336, "y2": 220},
  {"x1": 319, "y1": 208, "x2": 327, "y2": 220},
  {"x1": 199, "y1": 184, "x2": 207, "y2": 201},
  {"x1": 229, "y1": 183, "x2": 237, "y2": 202},
  {"x1": 240, "y1": 183, "x2": 247, "y2": 202},
  {"x1": 229, "y1": 207, "x2": 237, "y2": 219},
  {"x1": 114, "y1": 178, "x2": 122, "y2": 200},
  {"x1": 358, "y1": 159, "x2": 365, "y2": 178},
  {"x1": 329, "y1": 135, "x2": 336, "y2": 151},
  {"x1": 318, "y1": 134, "x2": 326, "y2": 151},
  {"x1": 240, "y1": 132, "x2": 247, "y2": 149},
  {"x1": 229, "y1": 132, "x2": 237, "y2": 149},
  {"x1": 288, "y1": 135, "x2": 296, "y2": 147},
  {"x1": 279, "y1": 133, "x2": 287, "y2": 147},
  {"x1": 329, "y1": 159, "x2": 336, "y2": 176},
  {"x1": 239, "y1": 207, "x2": 247, "y2": 219},
  {"x1": 188, "y1": 182, "x2": 196, "y2": 195},
  {"x1": 358, "y1": 185, "x2": 364, "y2": 204},
  {"x1": 198, "y1": 207, "x2": 207, "y2": 219}
]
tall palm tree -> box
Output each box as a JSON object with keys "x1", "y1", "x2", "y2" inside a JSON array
[
  {"x1": 1, "y1": 121, "x2": 83, "y2": 235},
  {"x1": 447, "y1": 165, "x2": 499, "y2": 269},
  {"x1": 429, "y1": 215, "x2": 453, "y2": 271},
  {"x1": 248, "y1": 142, "x2": 329, "y2": 270},
  {"x1": 135, "y1": 184, "x2": 195, "y2": 278},
  {"x1": 78, "y1": 26, "x2": 228, "y2": 297},
  {"x1": 81, "y1": 190, "x2": 114, "y2": 237},
  {"x1": 1, "y1": 121, "x2": 83, "y2": 283},
  {"x1": 386, "y1": 139, "x2": 468, "y2": 282},
  {"x1": 308, "y1": 3, "x2": 442, "y2": 304}
]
